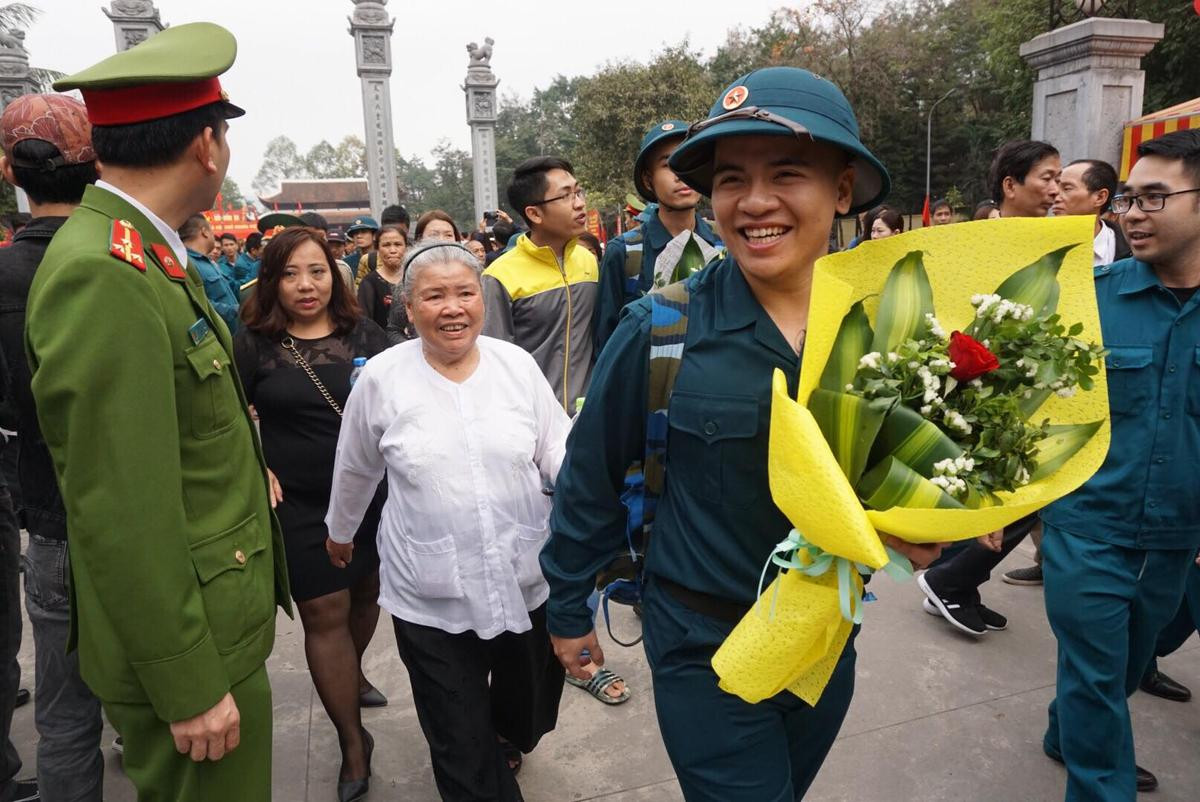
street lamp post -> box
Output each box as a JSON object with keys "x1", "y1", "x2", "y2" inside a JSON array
[{"x1": 925, "y1": 88, "x2": 956, "y2": 223}]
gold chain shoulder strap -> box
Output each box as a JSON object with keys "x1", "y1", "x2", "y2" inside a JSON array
[{"x1": 280, "y1": 336, "x2": 343, "y2": 417}]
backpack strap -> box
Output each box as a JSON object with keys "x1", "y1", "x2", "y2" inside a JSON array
[{"x1": 622, "y1": 230, "x2": 645, "y2": 294}]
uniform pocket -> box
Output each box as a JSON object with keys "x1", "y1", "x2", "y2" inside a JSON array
[
  {"x1": 1103, "y1": 345, "x2": 1154, "y2": 417},
  {"x1": 184, "y1": 334, "x2": 238, "y2": 439},
  {"x1": 190, "y1": 514, "x2": 272, "y2": 653},
  {"x1": 23, "y1": 535, "x2": 69, "y2": 612},
  {"x1": 668, "y1": 391, "x2": 763, "y2": 508},
  {"x1": 1186, "y1": 347, "x2": 1200, "y2": 416},
  {"x1": 404, "y1": 535, "x2": 465, "y2": 600},
  {"x1": 511, "y1": 524, "x2": 548, "y2": 588}
]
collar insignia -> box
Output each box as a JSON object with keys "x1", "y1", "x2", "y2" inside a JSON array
[{"x1": 109, "y1": 219, "x2": 146, "y2": 271}]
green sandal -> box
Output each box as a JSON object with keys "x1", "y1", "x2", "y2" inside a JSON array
[{"x1": 565, "y1": 667, "x2": 631, "y2": 705}]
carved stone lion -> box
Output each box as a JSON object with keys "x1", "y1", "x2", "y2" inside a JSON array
[
  {"x1": 111, "y1": 0, "x2": 155, "y2": 16},
  {"x1": 0, "y1": 29, "x2": 26, "y2": 54},
  {"x1": 466, "y1": 37, "x2": 494, "y2": 67}
]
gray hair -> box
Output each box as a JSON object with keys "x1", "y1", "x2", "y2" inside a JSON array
[{"x1": 400, "y1": 238, "x2": 483, "y2": 302}]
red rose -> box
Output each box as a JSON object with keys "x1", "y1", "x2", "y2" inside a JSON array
[{"x1": 948, "y1": 331, "x2": 999, "y2": 382}]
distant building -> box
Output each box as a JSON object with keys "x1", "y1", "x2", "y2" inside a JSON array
[{"x1": 257, "y1": 178, "x2": 372, "y2": 230}]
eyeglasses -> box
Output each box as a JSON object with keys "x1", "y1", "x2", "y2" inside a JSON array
[
  {"x1": 530, "y1": 187, "x2": 586, "y2": 206},
  {"x1": 1111, "y1": 188, "x2": 1200, "y2": 214},
  {"x1": 688, "y1": 106, "x2": 813, "y2": 140}
]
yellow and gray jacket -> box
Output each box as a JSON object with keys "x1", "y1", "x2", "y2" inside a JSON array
[{"x1": 482, "y1": 234, "x2": 599, "y2": 413}]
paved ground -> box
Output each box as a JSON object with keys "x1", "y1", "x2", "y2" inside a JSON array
[{"x1": 9, "y1": 539, "x2": 1200, "y2": 801}]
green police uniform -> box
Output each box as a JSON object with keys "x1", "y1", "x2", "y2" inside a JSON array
[{"x1": 25, "y1": 23, "x2": 290, "y2": 802}]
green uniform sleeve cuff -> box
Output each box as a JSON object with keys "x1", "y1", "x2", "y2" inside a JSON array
[{"x1": 131, "y1": 632, "x2": 230, "y2": 722}]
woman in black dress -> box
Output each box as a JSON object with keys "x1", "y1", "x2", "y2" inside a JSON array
[
  {"x1": 235, "y1": 228, "x2": 389, "y2": 802},
  {"x1": 356, "y1": 223, "x2": 406, "y2": 329}
]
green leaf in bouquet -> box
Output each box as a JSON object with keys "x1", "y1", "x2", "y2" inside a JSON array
[
  {"x1": 991, "y1": 244, "x2": 1075, "y2": 316},
  {"x1": 819, "y1": 301, "x2": 874, "y2": 392},
  {"x1": 961, "y1": 483, "x2": 998, "y2": 510},
  {"x1": 670, "y1": 235, "x2": 707, "y2": 284},
  {"x1": 857, "y1": 456, "x2": 966, "y2": 510},
  {"x1": 1018, "y1": 387, "x2": 1054, "y2": 419},
  {"x1": 870, "y1": 251, "x2": 934, "y2": 354},
  {"x1": 1028, "y1": 420, "x2": 1104, "y2": 482},
  {"x1": 868, "y1": 403, "x2": 964, "y2": 478},
  {"x1": 808, "y1": 389, "x2": 895, "y2": 486}
]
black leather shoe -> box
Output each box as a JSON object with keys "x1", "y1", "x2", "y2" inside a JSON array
[
  {"x1": 1045, "y1": 742, "x2": 1157, "y2": 793},
  {"x1": 15, "y1": 687, "x2": 30, "y2": 708},
  {"x1": 1140, "y1": 669, "x2": 1191, "y2": 702},
  {"x1": 336, "y1": 729, "x2": 373, "y2": 802},
  {"x1": 359, "y1": 684, "x2": 388, "y2": 708}
]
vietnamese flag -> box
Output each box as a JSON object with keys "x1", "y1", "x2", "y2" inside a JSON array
[{"x1": 921, "y1": 194, "x2": 931, "y2": 227}]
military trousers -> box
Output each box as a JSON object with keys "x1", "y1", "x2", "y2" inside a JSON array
[
  {"x1": 103, "y1": 663, "x2": 272, "y2": 802},
  {"x1": 1142, "y1": 561, "x2": 1200, "y2": 681},
  {"x1": 1041, "y1": 523, "x2": 1191, "y2": 802},
  {"x1": 642, "y1": 578, "x2": 857, "y2": 802}
]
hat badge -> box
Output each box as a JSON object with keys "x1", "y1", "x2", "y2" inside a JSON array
[
  {"x1": 722, "y1": 86, "x2": 749, "y2": 110},
  {"x1": 661, "y1": 122, "x2": 675, "y2": 131}
]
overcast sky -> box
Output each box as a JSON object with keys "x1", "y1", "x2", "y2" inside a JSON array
[{"x1": 30, "y1": 0, "x2": 787, "y2": 200}]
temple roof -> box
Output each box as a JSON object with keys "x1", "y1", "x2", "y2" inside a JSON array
[{"x1": 258, "y1": 178, "x2": 369, "y2": 206}]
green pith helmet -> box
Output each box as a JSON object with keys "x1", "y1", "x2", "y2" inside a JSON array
[
  {"x1": 668, "y1": 67, "x2": 890, "y2": 213},
  {"x1": 633, "y1": 120, "x2": 690, "y2": 202}
]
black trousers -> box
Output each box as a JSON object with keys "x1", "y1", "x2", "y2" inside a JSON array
[
  {"x1": 0, "y1": 468, "x2": 22, "y2": 795},
  {"x1": 923, "y1": 513, "x2": 1039, "y2": 603},
  {"x1": 392, "y1": 604, "x2": 564, "y2": 802}
]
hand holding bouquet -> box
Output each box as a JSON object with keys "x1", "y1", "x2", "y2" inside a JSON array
[{"x1": 713, "y1": 216, "x2": 1111, "y2": 705}]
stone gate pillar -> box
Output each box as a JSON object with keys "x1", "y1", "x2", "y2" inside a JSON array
[
  {"x1": 348, "y1": 0, "x2": 399, "y2": 217},
  {"x1": 1019, "y1": 16, "x2": 1163, "y2": 168},
  {"x1": 463, "y1": 38, "x2": 499, "y2": 222},
  {"x1": 0, "y1": 31, "x2": 37, "y2": 211},
  {"x1": 102, "y1": 1, "x2": 166, "y2": 52}
]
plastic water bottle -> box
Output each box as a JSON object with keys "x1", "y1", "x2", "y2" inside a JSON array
[{"x1": 349, "y1": 357, "x2": 367, "y2": 388}]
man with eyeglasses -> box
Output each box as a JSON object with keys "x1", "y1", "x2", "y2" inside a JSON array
[
  {"x1": 1036, "y1": 128, "x2": 1200, "y2": 800},
  {"x1": 482, "y1": 156, "x2": 599, "y2": 416}
]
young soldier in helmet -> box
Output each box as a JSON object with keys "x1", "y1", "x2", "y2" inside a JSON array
[
  {"x1": 593, "y1": 120, "x2": 721, "y2": 352},
  {"x1": 541, "y1": 67, "x2": 942, "y2": 801}
]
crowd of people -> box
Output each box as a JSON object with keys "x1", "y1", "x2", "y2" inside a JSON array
[{"x1": 0, "y1": 19, "x2": 1198, "y2": 802}]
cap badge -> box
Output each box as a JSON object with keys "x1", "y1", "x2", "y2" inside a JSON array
[
  {"x1": 722, "y1": 86, "x2": 749, "y2": 110},
  {"x1": 109, "y1": 219, "x2": 146, "y2": 272},
  {"x1": 661, "y1": 122, "x2": 675, "y2": 131},
  {"x1": 219, "y1": 89, "x2": 230, "y2": 101}
]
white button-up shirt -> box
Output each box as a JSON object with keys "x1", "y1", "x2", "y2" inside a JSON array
[{"x1": 326, "y1": 336, "x2": 571, "y2": 638}]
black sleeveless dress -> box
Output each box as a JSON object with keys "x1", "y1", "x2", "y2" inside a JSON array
[{"x1": 234, "y1": 319, "x2": 390, "y2": 601}]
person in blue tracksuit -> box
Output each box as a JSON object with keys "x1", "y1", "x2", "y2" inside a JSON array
[
  {"x1": 593, "y1": 120, "x2": 722, "y2": 353},
  {"x1": 1039, "y1": 129, "x2": 1200, "y2": 800},
  {"x1": 540, "y1": 67, "x2": 943, "y2": 802}
]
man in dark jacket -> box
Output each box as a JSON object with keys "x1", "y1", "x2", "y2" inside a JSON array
[{"x1": 0, "y1": 93, "x2": 103, "y2": 802}]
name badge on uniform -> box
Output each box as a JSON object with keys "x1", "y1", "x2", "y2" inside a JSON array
[{"x1": 187, "y1": 318, "x2": 211, "y2": 346}]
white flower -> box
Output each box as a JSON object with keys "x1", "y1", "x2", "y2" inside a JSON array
[
  {"x1": 943, "y1": 409, "x2": 973, "y2": 436},
  {"x1": 1015, "y1": 466, "x2": 1031, "y2": 485},
  {"x1": 920, "y1": 404, "x2": 933, "y2": 416},
  {"x1": 969, "y1": 378, "x2": 983, "y2": 389},
  {"x1": 887, "y1": 352, "x2": 900, "y2": 363},
  {"x1": 1056, "y1": 387, "x2": 1076, "y2": 398},
  {"x1": 858, "y1": 352, "x2": 882, "y2": 370},
  {"x1": 908, "y1": 361, "x2": 920, "y2": 370},
  {"x1": 845, "y1": 384, "x2": 855, "y2": 392},
  {"x1": 925, "y1": 313, "x2": 947, "y2": 340}
]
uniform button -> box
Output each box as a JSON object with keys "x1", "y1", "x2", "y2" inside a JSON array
[
  {"x1": 234, "y1": 549, "x2": 246, "y2": 564},
  {"x1": 1149, "y1": 501, "x2": 1159, "y2": 508},
  {"x1": 212, "y1": 359, "x2": 222, "y2": 371},
  {"x1": 1169, "y1": 364, "x2": 1177, "y2": 373},
  {"x1": 703, "y1": 421, "x2": 718, "y2": 436},
  {"x1": 1155, "y1": 457, "x2": 1166, "y2": 464},
  {"x1": 1163, "y1": 412, "x2": 1172, "y2": 420}
]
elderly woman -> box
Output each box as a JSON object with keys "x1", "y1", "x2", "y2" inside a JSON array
[
  {"x1": 234, "y1": 228, "x2": 390, "y2": 802},
  {"x1": 356, "y1": 222, "x2": 406, "y2": 329},
  {"x1": 326, "y1": 241, "x2": 569, "y2": 801}
]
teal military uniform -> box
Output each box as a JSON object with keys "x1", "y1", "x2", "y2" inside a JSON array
[
  {"x1": 1040, "y1": 259, "x2": 1200, "y2": 801},
  {"x1": 27, "y1": 22, "x2": 289, "y2": 802},
  {"x1": 542, "y1": 67, "x2": 890, "y2": 801},
  {"x1": 188, "y1": 247, "x2": 241, "y2": 332}
]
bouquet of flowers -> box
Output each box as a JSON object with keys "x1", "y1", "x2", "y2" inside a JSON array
[{"x1": 712, "y1": 216, "x2": 1112, "y2": 706}]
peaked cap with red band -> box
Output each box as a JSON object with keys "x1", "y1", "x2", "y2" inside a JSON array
[{"x1": 53, "y1": 22, "x2": 244, "y2": 127}]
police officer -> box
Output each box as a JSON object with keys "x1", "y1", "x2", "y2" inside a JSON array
[
  {"x1": 1039, "y1": 129, "x2": 1200, "y2": 800},
  {"x1": 541, "y1": 67, "x2": 941, "y2": 801},
  {"x1": 593, "y1": 120, "x2": 721, "y2": 352},
  {"x1": 25, "y1": 23, "x2": 289, "y2": 802},
  {"x1": 344, "y1": 215, "x2": 379, "y2": 278}
]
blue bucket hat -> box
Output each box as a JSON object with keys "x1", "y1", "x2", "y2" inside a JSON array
[
  {"x1": 669, "y1": 67, "x2": 890, "y2": 213},
  {"x1": 346, "y1": 216, "x2": 380, "y2": 234},
  {"x1": 633, "y1": 120, "x2": 689, "y2": 202}
]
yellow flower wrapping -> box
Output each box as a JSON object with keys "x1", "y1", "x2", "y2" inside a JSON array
[{"x1": 712, "y1": 216, "x2": 1110, "y2": 705}]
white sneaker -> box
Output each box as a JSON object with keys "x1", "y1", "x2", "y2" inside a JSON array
[{"x1": 111, "y1": 735, "x2": 123, "y2": 755}]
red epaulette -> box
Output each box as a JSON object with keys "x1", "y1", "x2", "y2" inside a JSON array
[{"x1": 109, "y1": 219, "x2": 146, "y2": 272}]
